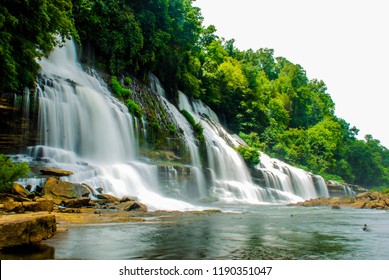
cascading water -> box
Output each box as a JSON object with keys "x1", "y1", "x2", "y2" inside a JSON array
[
  {"x1": 23, "y1": 40, "x2": 194, "y2": 211},
  {"x1": 177, "y1": 92, "x2": 308, "y2": 204},
  {"x1": 14, "y1": 40, "x2": 330, "y2": 210},
  {"x1": 149, "y1": 75, "x2": 207, "y2": 199},
  {"x1": 258, "y1": 153, "x2": 329, "y2": 200}
]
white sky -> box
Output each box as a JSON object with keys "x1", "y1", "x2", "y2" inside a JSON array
[{"x1": 194, "y1": 0, "x2": 389, "y2": 148}]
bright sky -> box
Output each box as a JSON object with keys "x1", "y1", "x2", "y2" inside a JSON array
[{"x1": 194, "y1": 0, "x2": 389, "y2": 148}]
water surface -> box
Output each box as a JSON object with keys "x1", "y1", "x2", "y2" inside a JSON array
[{"x1": 1, "y1": 206, "x2": 388, "y2": 260}]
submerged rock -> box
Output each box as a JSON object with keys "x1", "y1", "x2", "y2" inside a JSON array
[{"x1": 0, "y1": 214, "x2": 56, "y2": 248}]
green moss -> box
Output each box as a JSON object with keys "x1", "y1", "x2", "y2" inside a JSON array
[
  {"x1": 111, "y1": 76, "x2": 132, "y2": 98},
  {"x1": 126, "y1": 99, "x2": 142, "y2": 118},
  {"x1": 166, "y1": 124, "x2": 177, "y2": 135},
  {"x1": 181, "y1": 109, "x2": 205, "y2": 144}
]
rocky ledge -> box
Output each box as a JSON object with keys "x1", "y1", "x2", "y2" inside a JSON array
[
  {"x1": 293, "y1": 192, "x2": 389, "y2": 210},
  {"x1": 0, "y1": 213, "x2": 56, "y2": 248}
]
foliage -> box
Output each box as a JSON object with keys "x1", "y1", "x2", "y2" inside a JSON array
[
  {"x1": 181, "y1": 109, "x2": 205, "y2": 143},
  {"x1": 4, "y1": 0, "x2": 389, "y2": 188},
  {"x1": 126, "y1": 100, "x2": 142, "y2": 118},
  {"x1": 0, "y1": 154, "x2": 30, "y2": 193},
  {"x1": 110, "y1": 76, "x2": 132, "y2": 98},
  {"x1": 0, "y1": 0, "x2": 76, "y2": 93},
  {"x1": 236, "y1": 146, "x2": 260, "y2": 168}
]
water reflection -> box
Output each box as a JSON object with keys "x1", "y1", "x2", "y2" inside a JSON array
[
  {"x1": 11, "y1": 206, "x2": 389, "y2": 260},
  {"x1": 0, "y1": 244, "x2": 55, "y2": 260}
]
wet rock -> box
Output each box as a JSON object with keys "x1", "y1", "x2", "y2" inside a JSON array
[
  {"x1": 96, "y1": 193, "x2": 120, "y2": 203},
  {"x1": 349, "y1": 201, "x2": 367, "y2": 209},
  {"x1": 117, "y1": 201, "x2": 148, "y2": 212},
  {"x1": 23, "y1": 201, "x2": 54, "y2": 212},
  {"x1": 40, "y1": 168, "x2": 74, "y2": 177},
  {"x1": 61, "y1": 198, "x2": 91, "y2": 208},
  {"x1": 43, "y1": 177, "x2": 90, "y2": 203},
  {"x1": 12, "y1": 183, "x2": 29, "y2": 198},
  {"x1": 120, "y1": 196, "x2": 138, "y2": 203},
  {"x1": 58, "y1": 207, "x2": 81, "y2": 213},
  {"x1": 3, "y1": 202, "x2": 25, "y2": 213},
  {"x1": 356, "y1": 192, "x2": 370, "y2": 199},
  {"x1": 0, "y1": 214, "x2": 56, "y2": 248}
]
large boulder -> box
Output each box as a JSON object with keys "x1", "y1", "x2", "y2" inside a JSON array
[
  {"x1": 12, "y1": 183, "x2": 29, "y2": 198},
  {"x1": 117, "y1": 201, "x2": 148, "y2": 212},
  {"x1": 0, "y1": 214, "x2": 56, "y2": 248},
  {"x1": 43, "y1": 177, "x2": 90, "y2": 203},
  {"x1": 96, "y1": 193, "x2": 121, "y2": 204},
  {"x1": 61, "y1": 198, "x2": 91, "y2": 208}
]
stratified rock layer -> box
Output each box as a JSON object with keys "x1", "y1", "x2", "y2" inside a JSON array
[{"x1": 0, "y1": 214, "x2": 56, "y2": 248}]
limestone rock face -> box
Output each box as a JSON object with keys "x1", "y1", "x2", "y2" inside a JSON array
[
  {"x1": 43, "y1": 177, "x2": 90, "y2": 203},
  {"x1": 0, "y1": 214, "x2": 56, "y2": 248}
]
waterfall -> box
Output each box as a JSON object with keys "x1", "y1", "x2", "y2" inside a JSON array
[
  {"x1": 177, "y1": 92, "x2": 307, "y2": 204},
  {"x1": 258, "y1": 153, "x2": 329, "y2": 200},
  {"x1": 14, "y1": 40, "x2": 329, "y2": 209},
  {"x1": 149, "y1": 75, "x2": 207, "y2": 199},
  {"x1": 25, "y1": 40, "x2": 194, "y2": 211}
]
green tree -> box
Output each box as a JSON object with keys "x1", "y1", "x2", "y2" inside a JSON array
[
  {"x1": 0, "y1": 0, "x2": 75, "y2": 92},
  {"x1": 0, "y1": 154, "x2": 30, "y2": 193}
]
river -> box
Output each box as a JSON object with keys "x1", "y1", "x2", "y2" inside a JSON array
[{"x1": 1, "y1": 205, "x2": 388, "y2": 260}]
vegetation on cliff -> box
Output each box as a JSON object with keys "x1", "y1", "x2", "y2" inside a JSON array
[{"x1": 1, "y1": 0, "x2": 388, "y2": 189}]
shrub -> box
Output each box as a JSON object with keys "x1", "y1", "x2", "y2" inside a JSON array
[
  {"x1": 126, "y1": 99, "x2": 142, "y2": 118},
  {"x1": 111, "y1": 76, "x2": 132, "y2": 98},
  {"x1": 0, "y1": 154, "x2": 30, "y2": 193},
  {"x1": 236, "y1": 146, "x2": 260, "y2": 168},
  {"x1": 181, "y1": 110, "x2": 205, "y2": 143}
]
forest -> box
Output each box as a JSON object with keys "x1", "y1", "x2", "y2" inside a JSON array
[{"x1": 1, "y1": 0, "x2": 389, "y2": 189}]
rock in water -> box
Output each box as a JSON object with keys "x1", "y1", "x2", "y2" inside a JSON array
[
  {"x1": 43, "y1": 177, "x2": 90, "y2": 203},
  {"x1": 40, "y1": 168, "x2": 74, "y2": 177},
  {"x1": 0, "y1": 214, "x2": 56, "y2": 248}
]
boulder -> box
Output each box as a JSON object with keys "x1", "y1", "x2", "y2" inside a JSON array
[
  {"x1": 23, "y1": 201, "x2": 54, "y2": 212},
  {"x1": 0, "y1": 214, "x2": 56, "y2": 248},
  {"x1": 356, "y1": 192, "x2": 370, "y2": 199},
  {"x1": 40, "y1": 168, "x2": 74, "y2": 177},
  {"x1": 3, "y1": 202, "x2": 25, "y2": 213},
  {"x1": 43, "y1": 177, "x2": 90, "y2": 203},
  {"x1": 349, "y1": 201, "x2": 367, "y2": 209},
  {"x1": 117, "y1": 201, "x2": 148, "y2": 212},
  {"x1": 96, "y1": 193, "x2": 121, "y2": 203},
  {"x1": 12, "y1": 183, "x2": 29, "y2": 198},
  {"x1": 61, "y1": 198, "x2": 91, "y2": 208}
]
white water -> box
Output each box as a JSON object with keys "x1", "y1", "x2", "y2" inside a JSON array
[
  {"x1": 258, "y1": 153, "x2": 329, "y2": 200},
  {"x1": 26, "y1": 40, "x2": 194, "y2": 211},
  {"x1": 149, "y1": 76, "x2": 207, "y2": 199},
  {"x1": 177, "y1": 92, "x2": 308, "y2": 204},
  {"x1": 16, "y1": 40, "x2": 330, "y2": 209}
]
